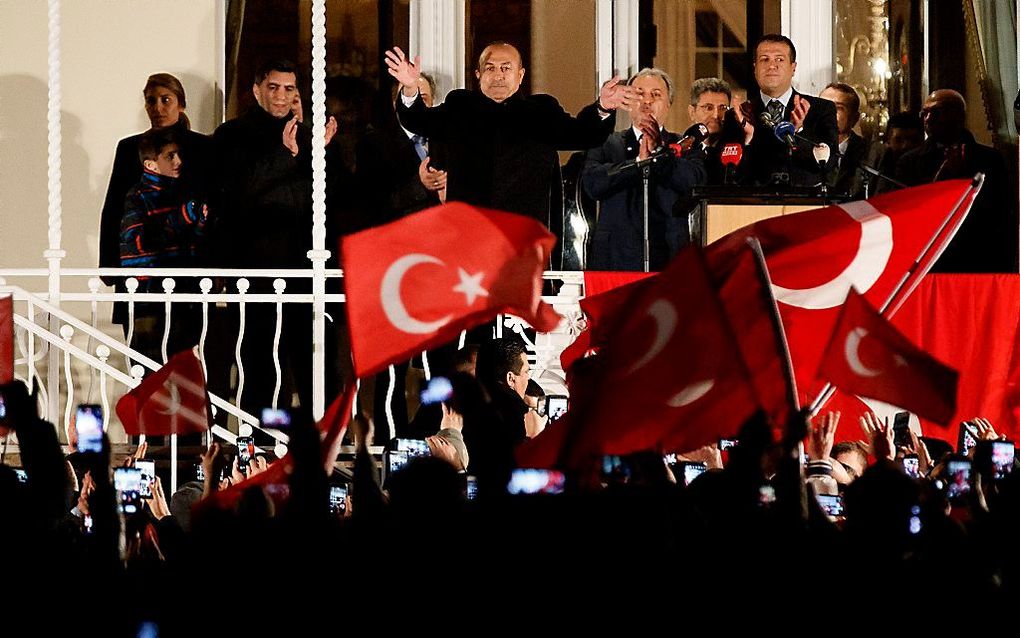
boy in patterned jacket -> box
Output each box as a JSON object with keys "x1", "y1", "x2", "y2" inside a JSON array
[{"x1": 120, "y1": 129, "x2": 208, "y2": 360}]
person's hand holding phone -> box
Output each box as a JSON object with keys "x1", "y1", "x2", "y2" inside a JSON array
[
  {"x1": 77, "y1": 471, "x2": 95, "y2": 517},
  {"x1": 199, "y1": 442, "x2": 220, "y2": 498},
  {"x1": 426, "y1": 435, "x2": 463, "y2": 471},
  {"x1": 907, "y1": 429, "x2": 932, "y2": 476},
  {"x1": 248, "y1": 455, "x2": 269, "y2": 478},
  {"x1": 145, "y1": 476, "x2": 170, "y2": 520},
  {"x1": 230, "y1": 457, "x2": 247, "y2": 484},
  {"x1": 973, "y1": 417, "x2": 1001, "y2": 441}
]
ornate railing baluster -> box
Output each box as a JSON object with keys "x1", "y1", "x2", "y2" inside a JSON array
[
  {"x1": 124, "y1": 277, "x2": 138, "y2": 371},
  {"x1": 160, "y1": 278, "x2": 176, "y2": 363},
  {"x1": 234, "y1": 278, "x2": 249, "y2": 412},
  {"x1": 272, "y1": 278, "x2": 286, "y2": 409},
  {"x1": 60, "y1": 324, "x2": 74, "y2": 441},
  {"x1": 96, "y1": 344, "x2": 111, "y2": 430}
]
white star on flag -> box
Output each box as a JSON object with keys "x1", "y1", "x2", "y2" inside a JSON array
[{"x1": 452, "y1": 268, "x2": 489, "y2": 305}]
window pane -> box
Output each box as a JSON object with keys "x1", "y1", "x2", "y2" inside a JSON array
[
  {"x1": 721, "y1": 21, "x2": 742, "y2": 48},
  {"x1": 722, "y1": 53, "x2": 749, "y2": 94},
  {"x1": 695, "y1": 10, "x2": 718, "y2": 47},
  {"x1": 695, "y1": 52, "x2": 719, "y2": 81}
]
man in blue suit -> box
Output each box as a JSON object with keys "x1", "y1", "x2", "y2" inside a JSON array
[{"x1": 581, "y1": 68, "x2": 707, "y2": 271}]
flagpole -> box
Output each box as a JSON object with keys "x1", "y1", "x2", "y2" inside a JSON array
[
  {"x1": 744, "y1": 238, "x2": 800, "y2": 413},
  {"x1": 808, "y1": 174, "x2": 983, "y2": 415}
]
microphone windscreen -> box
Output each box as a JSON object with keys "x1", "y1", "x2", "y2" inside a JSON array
[
  {"x1": 682, "y1": 122, "x2": 709, "y2": 141},
  {"x1": 773, "y1": 120, "x2": 795, "y2": 142},
  {"x1": 720, "y1": 143, "x2": 743, "y2": 166},
  {"x1": 812, "y1": 143, "x2": 831, "y2": 163}
]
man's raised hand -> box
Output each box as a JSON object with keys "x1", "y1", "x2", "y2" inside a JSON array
[
  {"x1": 384, "y1": 46, "x2": 421, "y2": 96},
  {"x1": 598, "y1": 75, "x2": 635, "y2": 111},
  {"x1": 790, "y1": 94, "x2": 811, "y2": 131}
]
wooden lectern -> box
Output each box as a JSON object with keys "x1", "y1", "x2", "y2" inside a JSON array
[{"x1": 688, "y1": 186, "x2": 847, "y2": 246}]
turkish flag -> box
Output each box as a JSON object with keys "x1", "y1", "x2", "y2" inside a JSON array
[
  {"x1": 0, "y1": 295, "x2": 11, "y2": 384},
  {"x1": 204, "y1": 384, "x2": 357, "y2": 511},
  {"x1": 560, "y1": 273, "x2": 656, "y2": 372},
  {"x1": 566, "y1": 247, "x2": 760, "y2": 463},
  {"x1": 116, "y1": 348, "x2": 210, "y2": 436},
  {"x1": 710, "y1": 240, "x2": 797, "y2": 425},
  {"x1": 706, "y1": 179, "x2": 981, "y2": 405},
  {"x1": 818, "y1": 289, "x2": 959, "y2": 425},
  {"x1": 342, "y1": 202, "x2": 562, "y2": 377}
]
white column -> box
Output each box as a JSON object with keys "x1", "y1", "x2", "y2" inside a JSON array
[
  {"x1": 46, "y1": 0, "x2": 65, "y2": 423},
  {"x1": 410, "y1": 0, "x2": 466, "y2": 95},
  {"x1": 596, "y1": 0, "x2": 640, "y2": 85},
  {"x1": 782, "y1": 0, "x2": 835, "y2": 97},
  {"x1": 308, "y1": 0, "x2": 328, "y2": 420}
]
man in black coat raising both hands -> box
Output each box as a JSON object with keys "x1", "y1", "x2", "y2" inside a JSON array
[{"x1": 384, "y1": 42, "x2": 635, "y2": 227}]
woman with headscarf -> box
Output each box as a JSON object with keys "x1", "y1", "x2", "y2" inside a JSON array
[{"x1": 98, "y1": 73, "x2": 213, "y2": 335}]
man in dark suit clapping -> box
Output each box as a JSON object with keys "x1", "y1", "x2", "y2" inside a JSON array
[
  {"x1": 581, "y1": 68, "x2": 707, "y2": 271},
  {"x1": 745, "y1": 34, "x2": 839, "y2": 187},
  {"x1": 384, "y1": 42, "x2": 633, "y2": 227}
]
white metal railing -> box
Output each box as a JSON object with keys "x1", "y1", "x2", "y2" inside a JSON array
[{"x1": 0, "y1": 268, "x2": 586, "y2": 473}]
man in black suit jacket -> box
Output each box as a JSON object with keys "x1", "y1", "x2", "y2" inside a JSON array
[
  {"x1": 819, "y1": 82, "x2": 871, "y2": 199},
  {"x1": 384, "y1": 42, "x2": 633, "y2": 226},
  {"x1": 745, "y1": 34, "x2": 838, "y2": 187},
  {"x1": 355, "y1": 73, "x2": 444, "y2": 229},
  {"x1": 894, "y1": 89, "x2": 1017, "y2": 273},
  {"x1": 355, "y1": 73, "x2": 446, "y2": 441},
  {"x1": 582, "y1": 68, "x2": 707, "y2": 271}
]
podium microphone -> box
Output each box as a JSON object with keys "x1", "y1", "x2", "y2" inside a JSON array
[
  {"x1": 772, "y1": 120, "x2": 796, "y2": 147},
  {"x1": 720, "y1": 143, "x2": 743, "y2": 184},
  {"x1": 812, "y1": 142, "x2": 831, "y2": 171},
  {"x1": 672, "y1": 123, "x2": 710, "y2": 156}
]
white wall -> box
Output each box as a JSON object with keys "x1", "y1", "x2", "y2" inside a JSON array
[{"x1": 0, "y1": 0, "x2": 221, "y2": 272}]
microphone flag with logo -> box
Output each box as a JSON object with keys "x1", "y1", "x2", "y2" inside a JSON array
[
  {"x1": 116, "y1": 347, "x2": 211, "y2": 436},
  {"x1": 342, "y1": 202, "x2": 562, "y2": 377}
]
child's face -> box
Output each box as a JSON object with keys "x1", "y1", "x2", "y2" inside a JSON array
[{"x1": 151, "y1": 144, "x2": 182, "y2": 178}]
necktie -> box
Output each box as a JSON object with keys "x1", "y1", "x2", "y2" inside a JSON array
[
  {"x1": 767, "y1": 99, "x2": 784, "y2": 124},
  {"x1": 411, "y1": 134, "x2": 427, "y2": 161}
]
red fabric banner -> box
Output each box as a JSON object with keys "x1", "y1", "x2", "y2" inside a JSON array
[
  {"x1": 0, "y1": 295, "x2": 11, "y2": 384},
  {"x1": 820, "y1": 275, "x2": 1020, "y2": 444}
]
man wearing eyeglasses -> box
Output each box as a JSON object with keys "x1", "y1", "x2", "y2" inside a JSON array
[
  {"x1": 893, "y1": 89, "x2": 1016, "y2": 273},
  {"x1": 687, "y1": 77, "x2": 754, "y2": 185}
]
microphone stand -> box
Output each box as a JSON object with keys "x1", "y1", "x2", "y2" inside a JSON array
[
  {"x1": 608, "y1": 149, "x2": 672, "y2": 272},
  {"x1": 859, "y1": 162, "x2": 908, "y2": 198}
]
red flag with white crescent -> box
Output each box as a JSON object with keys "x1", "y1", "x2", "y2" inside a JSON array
[
  {"x1": 819, "y1": 288, "x2": 959, "y2": 425},
  {"x1": 342, "y1": 202, "x2": 562, "y2": 377},
  {"x1": 706, "y1": 179, "x2": 981, "y2": 405},
  {"x1": 116, "y1": 348, "x2": 210, "y2": 436}
]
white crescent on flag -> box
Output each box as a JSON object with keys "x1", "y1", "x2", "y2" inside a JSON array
[
  {"x1": 380, "y1": 253, "x2": 453, "y2": 334},
  {"x1": 627, "y1": 299, "x2": 677, "y2": 374},
  {"x1": 156, "y1": 380, "x2": 182, "y2": 415},
  {"x1": 668, "y1": 379, "x2": 715, "y2": 407},
  {"x1": 772, "y1": 200, "x2": 893, "y2": 310},
  {"x1": 844, "y1": 327, "x2": 882, "y2": 377}
]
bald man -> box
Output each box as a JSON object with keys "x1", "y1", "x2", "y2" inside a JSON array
[
  {"x1": 384, "y1": 42, "x2": 633, "y2": 225},
  {"x1": 894, "y1": 89, "x2": 1016, "y2": 273}
]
